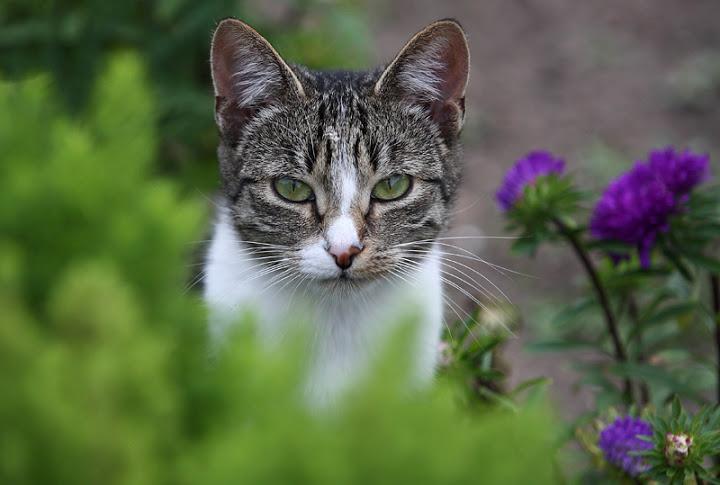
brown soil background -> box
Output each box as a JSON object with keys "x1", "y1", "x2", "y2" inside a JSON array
[{"x1": 369, "y1": 0, "x2": 720, "y2": 415}]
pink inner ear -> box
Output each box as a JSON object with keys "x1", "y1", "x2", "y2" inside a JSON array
[
  {"x1": 429, "y1": 98, "x2": 463, "y2": 141},
  {"x1": 438, "y1": 33, "x2": 469, "y2": 103},
  {"x1": 211, "y1": 25, "x2": 242, "y2": 100},
  {"x1": 214, "y1": 95, "x2": 259, "y2": 143},
  {"x1": 418, "y1": 24, "x2": 468, "y2": 139},
  {"x1": 211, "y1": 19, "x2": 297, "y2": 109},
  {"x1": 210, "y1": 19, "x2": 305, "y2": 141},
  {"x1": 376, "y1": 21, "x2": 469, "y2": 108}
]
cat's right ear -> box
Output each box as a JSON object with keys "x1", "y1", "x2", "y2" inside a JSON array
[
  {"x1": 210, "y1": 18, "x2": 305, "y2": 142},
  {"x1": 374, "y1": 19, "x2": 470, "y2": 143}
]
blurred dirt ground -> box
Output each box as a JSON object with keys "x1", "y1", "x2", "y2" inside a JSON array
[{"x1": 369, "y1": 0, "x2": 720, "y2": 415}]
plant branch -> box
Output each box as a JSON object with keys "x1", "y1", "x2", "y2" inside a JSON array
[
  {"x1": 711, "y1": 273, "x2": 720, "y2": 405},
  {"x1": 627, "y1": 297, "x2": 650, "y2": 406},
  {"x1": 553, "y1": 218, "x2": 633, "y2": 405}
]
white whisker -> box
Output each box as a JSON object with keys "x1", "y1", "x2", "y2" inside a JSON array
[
  {"x1": 401, "y1": 249, "x2": 512, "y2": 303},
  {"x1": 448, "y1": 198, "x2": 483, "y2": 217},
  {"x1": 189, "y1": 253, "x2": 295, "y2": 268},
  {"x1": 259, "y1": 270, "x2": 297, "y2": 297},
  {"x1": 388, "y1": 263, "x2": 471, "y2": 341},
  {"x1": 184, "y1": 270, "x2": 206, "y2": 294},
  {"x1": 235, "y1": 240, "x2": 291, "y2": 249},
  {"x1": 398, "y1": 242, "x2": 534, "y2": 279},
  {"x1": 239, "y1": 260, "x2": 296, "y2": 286},
  {"x1": 397, "y1": 235, "x2": 522, "y2": 243},
  {"x1": 397, "y1": 259, "x2": 490, "y2": 314},
  {"x1": 194, "y1": 189, "x2": 224, "y2": 211},
  {"x1": 399, "y1": 258, "x2": 515, "y2": 337}
]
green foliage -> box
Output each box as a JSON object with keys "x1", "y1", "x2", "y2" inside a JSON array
[
  {"x1": 506, "y1": 177, "x2": 720, "y2": 407},
  {"x1": 0, "y1": 54, "x2": 559, "y2": 484},
  {"x1": 438, "y1": 306, "x2": 550, "y2": 410},
  {"x1": 642, "y1": 399, "x2": 720, "y2": 484},
  {"x1": 504, "y1": 175, "x2": 583, "y2": 256},
  {"x1": 183, "y1": 327, "x2": 557, "y2": 485},
  {"x1": 500, "y1": 148, "x2": 720, "y2": 481},
  {"x1": 0, "y1": 0, "x2": 372, "y2": 186},
  {"x1": 665, "y1": 186, "x2": 720, "y2": 279},
  {"x1": 0, "y1": 53, "x2": 203, "y2": 316}
]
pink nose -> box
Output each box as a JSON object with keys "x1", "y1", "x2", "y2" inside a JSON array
[{"x1": 328, "y1": 244, "x2": 363, "y2": 270}]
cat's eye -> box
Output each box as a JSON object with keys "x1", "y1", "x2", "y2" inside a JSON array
[
  {"x1": 274, "y1": 177, "x2": 314, "y2": 202},
  {"x1": 371, "y1": 174, "x2": 411, "y2": 201}
]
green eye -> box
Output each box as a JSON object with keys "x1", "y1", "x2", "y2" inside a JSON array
[
  {"x1": 371, "y1": 174, "x2": 411, "y2": 201},
  {"x1": 274, "y1": 177, "x2": 314, "y2": 202}
]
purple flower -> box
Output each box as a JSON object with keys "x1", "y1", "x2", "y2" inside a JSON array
[
  {"x1": 590, "y1": 163, "x2": 676, "y2": 268},
  {"x1": 648, "y1": 147, "x2": 710, "y2": 197},
  {"x1": 496, "y1": 151, "x2": 566, "y2": 211},
  {"x1": 599, "y1": 417, "x2": 654, "y2": 477},
  {"x1": 590, "y1": 148, "x2": 710, "y2": 268}
]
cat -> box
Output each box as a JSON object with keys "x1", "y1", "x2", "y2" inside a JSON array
[{"x1": 203, "y1": 17, "x2": 470, "y2": 405}]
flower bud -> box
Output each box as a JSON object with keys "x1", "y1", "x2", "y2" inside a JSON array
[
  {"x1": 436, "y1": 341, "x2": 453, "y2": 368},
  {"x1": 664, "y1": 432, "x2": 693, "y2": 467},
  {"x1": 495, "y1": 151, "x2": 565, "y2": 212}
]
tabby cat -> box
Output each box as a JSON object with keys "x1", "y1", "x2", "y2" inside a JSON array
[{"x1": 203, "y1": 17, "x2": 470, "y2": 404}]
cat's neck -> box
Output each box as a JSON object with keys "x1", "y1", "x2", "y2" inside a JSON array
[{"x1": 203, "y1": 211, "x2": 444, "y2": 405}]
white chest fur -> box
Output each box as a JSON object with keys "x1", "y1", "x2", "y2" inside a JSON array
[{"x1": 203, "y1": 214, "x2": 444, "y2": 405}]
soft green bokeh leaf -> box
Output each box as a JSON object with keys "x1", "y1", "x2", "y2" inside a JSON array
[{"x1": 0, "y1": 53, "x2": 558, "y2": 485}]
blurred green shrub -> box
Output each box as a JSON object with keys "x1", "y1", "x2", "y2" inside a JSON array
[
  {"x1": 0, "y1": 54, "x2": 557, "y2": 484},
  {"x1": 0, "y1": 0, "x2": 372, "y2": 187}
]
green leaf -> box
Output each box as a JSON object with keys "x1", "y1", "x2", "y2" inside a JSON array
[
  {"x1": 474, "y1": 369, "x2": 505, "y2": 381},
  {"x1": 574, "y1": 365, "x2": 621, "y2": 394},
  {"x1": 610, "y1": 363, "x2": 705, "y2": 402},
  {"x1": 660, "y1": 242, "x2": 695, "y2": 282},
  {"x1": 462, "y1": 334, "x2": 503, "y2": 358},
  {"x1": 639, "y1": 301, "x2": 700, "y2": 327},
  {"x1": 477, "y1": 387, "x2": 519, "y2": 412},
  {"x1": 683, "y1": 251, "x2": 720, "y2": 273},
  {"x1": 510, "y1": 377, "x2": 551, "y2": 397},
  {"x1": 671, "y1": 395, "x2": 681, "y2": 420},
  {"x1": 511, "y1": 235, "x2": 541, "y2": 256},
  {"x1": 602, "y1": 266, "x2": 671, "y2": 291},
  {"x1": 585, "y1": 239, "x2": 633, "y2": 253},
  {"x1": 526, "y1": 340, "x2": 604, "y2": 353},
  {"x1": 551, "y1": 297, "x2": 598, "y2": 329}
]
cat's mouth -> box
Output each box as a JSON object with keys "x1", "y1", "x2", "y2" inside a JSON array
[
  {"x1": 315, "y1": 270, "x2": 375, "y2": 287},
  {"x1": 318, "y1": 272, "x2": 356, "y2": 283}
]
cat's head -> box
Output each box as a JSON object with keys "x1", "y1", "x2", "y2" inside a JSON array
[{"x1": 210, "y1": 18, "x2": 469, "y2": 285}]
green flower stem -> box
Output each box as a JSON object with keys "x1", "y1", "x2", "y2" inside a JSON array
[
  {"x1": 552, "y1": 218, "x2": 633, "y2": 406},
  {"x1": 711, "y1": 273, "x2": 720, "y2": 405},
  {"x1": 627, "y1": 297, "x2": 650, "y2": 406}
]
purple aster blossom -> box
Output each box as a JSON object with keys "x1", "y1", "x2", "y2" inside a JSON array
[
  {"x1": 648, "y1": 147, "x2": 710, "y2": 197},
  {"x1": 590, "y1": 147, "x2": 711, "y2": 268},
  {"x1": 496, "y1": 151, "x2": 566, "y2": 211},
  {"x1": 590, "y1": 163, "x2": 676, "y2": 268},
  {"x1": 599, "y1": 416, "x2": 654, "y2": 477}
]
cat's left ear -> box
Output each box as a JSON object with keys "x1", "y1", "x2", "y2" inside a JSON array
[
  {"x1": 210, "y1": 18, "x2": 305, "y2": 143},
  {"x1": 374, "y1": 19, "x2": 470, "y2": 141}
]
